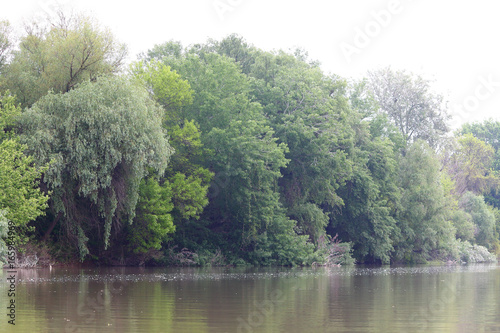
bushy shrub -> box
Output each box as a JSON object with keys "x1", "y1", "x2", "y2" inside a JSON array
[
  {"x1": 314, "y1": 234, "x2": 355, "y2": 266},
  {"x1": 192, "y1": 248, "x2": 228, "y2": 266},
  {"x1": 458, "y1": 241, "x2": 496, "y2": 263},
  {"x1": 164, "y1": 246, "x2": 199, "y2": 266}
]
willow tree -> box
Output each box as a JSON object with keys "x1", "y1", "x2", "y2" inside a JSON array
[
  {"x1": 3, "y1": 12, "x2": 127, "y2": 108},
  {"x1": 19, "y1": 76, "x2": 173, "y2": 260}
]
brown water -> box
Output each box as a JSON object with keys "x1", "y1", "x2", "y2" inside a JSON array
[{"x1": 1, "y1": 264, "x2": 499, "y2": 332}]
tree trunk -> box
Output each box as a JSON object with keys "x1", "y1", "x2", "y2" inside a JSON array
[{"x1": 42, "y1": 212, "x2": 62, "y2": 242}]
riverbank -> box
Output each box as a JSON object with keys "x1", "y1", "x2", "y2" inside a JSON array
[{"x1": 4, "y1": 241, "x2": 498, "y2": 269}]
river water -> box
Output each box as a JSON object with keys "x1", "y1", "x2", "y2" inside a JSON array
[{"x1": 1, "y1": 264, "x2": 499, "y2": 332}]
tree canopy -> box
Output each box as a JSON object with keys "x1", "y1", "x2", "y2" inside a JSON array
[{"x1": 0, "y1": 26, "x2": 497, "y2": 265}]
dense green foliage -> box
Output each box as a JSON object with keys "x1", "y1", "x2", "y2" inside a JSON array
[
  {"x1": 0, "y1": 15, "x2": 498, "y2": 266},
  {"x1": 127, "y1": 177, "x2": 175, "y2": 255},
  {"x1": 394, "y1": 141, "x2": 456, "y2": 263},
  {"x1": 0, "y1": 93, "x2": 48, "y2": 246}
]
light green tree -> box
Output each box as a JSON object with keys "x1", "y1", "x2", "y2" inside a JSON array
[
  {"x1": 128, "y1": 177, "x2": 175, "y2": 254},
  {"x1": 0, "y1": 93, "x2": 48, "y2": 246},
  {"x1": 130, "y1": 59, "x2": 193, "y2": 123},
  {"x1": 3, "y1": 12, "x2": 127, "y2": 108},
  {"x1": 446, "y1": 134, "x2": 498, "y2": 196},
  {"x1": 458, "y1": 121, "x2": 500, "y2": 242}
]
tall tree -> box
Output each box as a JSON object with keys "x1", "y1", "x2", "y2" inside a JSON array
[
  {"x1": 331, "y1": 121, "x2": 400, "y2": 263},
  {"x1": 19, "y1": 76, "x2": 172, "y2": 260},
  {"x1": 367, "y1": 67, "x2": 449, "y2": 148},
  {"x1": 3, "y1": 12, "x2": 127, "y2": 108},
  {"x1": 204, "y1": 118, "x2": 314, "y2": 265},
  {"x1": 245, "y1": 49, "x2": 354, "y2": 243},
  {"x1": 143, "y1": 40, "x2": 183, "y2": 63},
  {"x1": 199, "y1": 34, "x2": 258, "y2": 75}
]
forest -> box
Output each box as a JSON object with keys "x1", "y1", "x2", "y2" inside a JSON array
[{"x1": 0, "y1": 13, "x2": 499, "y2": 267}]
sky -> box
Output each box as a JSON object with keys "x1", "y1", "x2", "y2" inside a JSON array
[{"x1": 2, "y1": 0, "x2": 500, "y2": 129}]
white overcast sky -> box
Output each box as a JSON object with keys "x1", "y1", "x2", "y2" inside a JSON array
[{"x1": 2, "y1": 0, "x2": 500, "y2": 129}]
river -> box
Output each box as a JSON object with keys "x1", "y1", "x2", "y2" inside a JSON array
[{"x1": 1, "y1": 264, "x2": 499, "y2": 332}]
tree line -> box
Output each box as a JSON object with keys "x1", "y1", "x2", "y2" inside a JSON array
[{"x1": 0, "y1": 13, "x2": 498, "y2": 266}]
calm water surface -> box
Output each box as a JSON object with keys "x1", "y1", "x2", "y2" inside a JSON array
[{"x1": 1, "y1": 264, "x2": 499, "y2": 332}]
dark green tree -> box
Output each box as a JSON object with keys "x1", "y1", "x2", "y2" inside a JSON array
[
  {"x1": 204, "y1": 118, "x2": 314, "y2": 264},
  {"x1": 331, "y1": 134, "x2": 400, "y2": 263},
  {"x1": 244, "y1": 49, "x2": 354, "y2": 244}
]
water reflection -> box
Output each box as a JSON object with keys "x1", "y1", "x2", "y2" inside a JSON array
[{"x1": 0, "y1": 264, "x2": 498, "y2": 332}]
